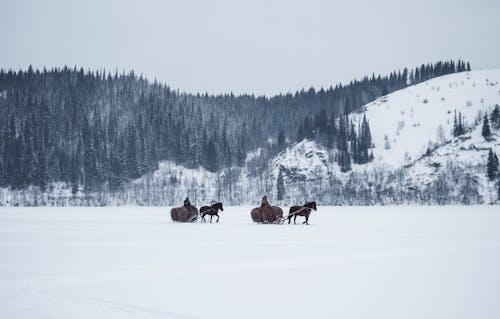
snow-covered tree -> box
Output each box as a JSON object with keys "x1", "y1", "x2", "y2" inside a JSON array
[
  {"x1": 276, "y1": 169, "x2": 285, "y2": 201},
  {"x1": 491, "y1": 105, "x2": 500, "y2": 130},
  {"x1": 487, "y1": 148, "x2": 499, "y2": 181},
  {"x1": 482, "y1": 114, "x2": 491, "y2": 139}
]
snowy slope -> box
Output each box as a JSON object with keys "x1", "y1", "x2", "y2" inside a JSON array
[
  {"x1": 264, "y1": 70, "x2": 500, "y2": 204},
  {"x1": 404, "y1": 126, "x2": 500, "y2": 201},
  {"x1": 1, "y1": 206, "x2": 499, "y2": 319},
  {"x1": 2, "y1": 71, "x2": 500, "y2": 206},
  {"x1": 272, "y1": 140, "x2": 330, "y2": 181},
  {"x1": 352, "y1": 70, "x2": 500, "y2": 167}
]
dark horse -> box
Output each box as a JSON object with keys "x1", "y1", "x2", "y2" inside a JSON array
[
  {"x1": 251, "y1": 205, "x2": 284, "y2": 224},
  {"x1": 287, "y1": 201, "x2": 317, "y2": 225},
  {"x1": 171, "y1": 205, "x2": 199, "y2": 222},
  {"x1": 200, "y1": 202, "x2": 224, "y2": 223}
]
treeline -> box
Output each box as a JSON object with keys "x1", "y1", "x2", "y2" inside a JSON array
[{"x1": 0, "y1": 60, "x2": 469, "y2": 191}]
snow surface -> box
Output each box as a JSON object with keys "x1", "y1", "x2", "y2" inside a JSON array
[{"x1": 1, "y1": 206, "x2": 499, "y2": 319}]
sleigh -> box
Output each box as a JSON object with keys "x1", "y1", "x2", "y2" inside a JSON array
[
  {"x1": 171, "y1": 206, "x2": 199, "y2": 222},
  {"x1": 250, "y1": 205, "x2": 285, "y2": 224}
]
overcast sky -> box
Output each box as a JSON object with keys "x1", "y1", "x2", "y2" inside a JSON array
[{"x1": 1, "y1": 0, "x2": 499, "y2": 96}]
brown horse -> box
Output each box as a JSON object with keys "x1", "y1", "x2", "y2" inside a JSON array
[
  {"x1": 171, "y1": 205, "x2": 199, "y2": 222},
  {"x1": 251, "y1": 205, "x2": 284, "y2": 224},
  {"x1": 200, "y1": 202, "x2": 224, "y2": 223},
  {"x1": 287, "y1": 201, "x2": 317, "y2": 225}
]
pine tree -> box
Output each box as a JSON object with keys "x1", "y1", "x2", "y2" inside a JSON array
[
  {"x1": 453, "y1": 111, "x2": 465, "y2": 137},
  {"x1": 236, "y1": 136, "x2": 246, "y2": 167},
  {"x1": 497, "y1": 179, "x2": 500, "y2": 200},
  {"x1": 277, "y1": 130, "x2": 286, "y2": 150},
  {"x1": 458, "y1": 112, "x2": 465, "y2": 135},
  {"x1": 482, "y1": 114, "x2": 491, "y2": 139},
  {"x1": 338, "y1": 116, "x2": 351, "y2": 172},
  {"x1": 453, "y1": 110, "x2": 459, "y2": 137},
  {"x1": 125, "y1": 125, "x2": 140, "y2": 180},
  {"x1": 460, "y1": 173, "x2": 480, "y2": 204},
  {"x1": 297, "y1": 124, "x2": 305, "y2": 142},
  {"x1": 326, "y1": 112, "x2": 337, "y2": 148},
  {"x1": 276, "y1": 168, "x2": 285, "y2": 201},
  {"x1": 491, "y1": 105, "x2": 500, "y2": 130},
  {"x1": 303, "y1": 117, "x2": 314, "y2": 139},
  {"x1": 206, "y1": 137, "x2": 218, "y2": 172},
  {"x1": 487, "y1": 148, "x2": 499, "y2": 181},
  {"x1": 356, "y1": 114, "x2": 372, "y2": 164}
]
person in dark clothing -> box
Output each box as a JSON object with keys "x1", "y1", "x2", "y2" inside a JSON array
[
  {"x1": 261, "y1": 195, "x2": 270, "y2": 207},
  {"x1": 184, "y1": 197, "x2": 191, "y2": 207}
]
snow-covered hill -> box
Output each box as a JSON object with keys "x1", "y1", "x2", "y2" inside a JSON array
[
  {"x1": 2, "y1": 70, "x2": 499, "y2": 206},
  {"x1": 352, "y1": 69, "x2": 500, "y2": 167},
  {"x1": 267, "y1": 70, "x2": 500, "y2": 204},
  {"x1": 272, "y1": 140, "x2": 330, "y2": 181}
]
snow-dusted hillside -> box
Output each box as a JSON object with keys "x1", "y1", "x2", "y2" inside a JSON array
[
  {"x1": 1, "y1": 70, "x2": 499, "y2": 206},
  {"x1": 351, "y1": 70, "x2": 500, "y2": 167},
  {"x1": 272, "y1": 140, "x2": 330, "y2": 181},
  {"x1": 265, "y1": 68, "x2": 500, "y2": 203},
  {"x1": 404, "y1": 126, "x2": 500, "y2": 202}
]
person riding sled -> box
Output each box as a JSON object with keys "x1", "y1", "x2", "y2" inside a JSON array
[
  {"x1": 183, "y1": 197, "x2": 196, "y2": 214},
  {"x1": 261, "y1": 195, "x2": 270, "y2": 207},
  {"x1": 184, "y1": 197, "x2": 191, "y2": 207}
]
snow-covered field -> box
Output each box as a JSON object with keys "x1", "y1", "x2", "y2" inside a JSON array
[{"x1": 1, "y1": 206, "x2": 499, "y2": 319}]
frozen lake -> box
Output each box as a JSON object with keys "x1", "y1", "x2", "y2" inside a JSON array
[{"x1": 1, "y1": 206, "x2": 499, "y2": 319}]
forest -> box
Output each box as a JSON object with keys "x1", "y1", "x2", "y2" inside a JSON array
[{"x1": 0, "y1": 60, "x2": 472, "y2": 205}]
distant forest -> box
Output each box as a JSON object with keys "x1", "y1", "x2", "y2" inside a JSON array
[{"x1": 0, "y1": 60, "x2": 470, "y2": 192}]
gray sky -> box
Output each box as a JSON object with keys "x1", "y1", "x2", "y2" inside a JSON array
[{"x1": 1, "y1": 0, "x2": 499, "y2": 96}]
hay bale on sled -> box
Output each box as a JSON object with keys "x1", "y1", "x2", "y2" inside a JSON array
[
  {"x1": 171, "y1": 206, "x2": 199, "y2": 222},
  {"x1": 251, "y1": 205, "x2": 283, "y2": 224}
]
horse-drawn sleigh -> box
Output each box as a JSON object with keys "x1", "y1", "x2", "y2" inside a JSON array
[
  {"x1": 250, "y1": 196, "x2": 317, "y2": 225},
  {"x1": 170, "y1": 196, "x2": 317, "y2": 225},
  {"x1": 170, "y1": 200, "x2": 224, "y2": 223}
]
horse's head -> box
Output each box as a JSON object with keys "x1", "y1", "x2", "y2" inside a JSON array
[
  {"x1": 305, "y1": 201, "x2": 317, "y2": 210},
  {"x1": 214, "y1": 202, "x2": 223, "y2": 211}
]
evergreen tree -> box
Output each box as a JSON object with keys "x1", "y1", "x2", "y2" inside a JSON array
[
  {"x1": 453, "y1": 110, "x2": 458, "y2": 137},
  {"x1": 491, "y1": 105, "x2": 500, "y2": 130},
  {"x1": 206, "y1": 137, "x2": 218, "y2": 172},
  {"x1": 453, "y1": 111, "x2": 465, "y2": 137},
  {"x1": 303, "y1": 117, "x2": 314, "y2": 139},
  {"x1": 338, "y1": 116, "x2": 351, "y2": 172},
  {"x1": 497, "y1": 179, "x2": 500, "y2": 200},
  {"x1": 276, "y1": 168, "x2": 285, "y2": 201},
  {"x1": 356, "y1": 114, "x2": 372, "y2": 164},
  {"x1": 460, "y1": 173, "x2": 481, "y2": 204},
  {"x1": 277, "y1": 130, "x2": 286, "y2": 150},
  {"x1": 125, "y1": 125, "x2": 140, "y2": 180},
  {"x1": 482, "y1": 114, "x2": 491, "y2": 139},
  {"x1": 297, "y1": 124, "x2": 305, "y2": 141},
  {"x1": 487, "y1": 148, "x2": 499, "y2": 181},
  {"x1": 458, "y1": 112, "x2": 465, "y2": 135}
]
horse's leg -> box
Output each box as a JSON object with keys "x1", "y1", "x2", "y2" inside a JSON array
[
  {"x1": 303, "y1": 214, "x2": 309, "y2": 225},
  {"x1": 294, "y1": 214, "x2": 297, "y2": 224},
  {"x1": 287, "y1": 215, "x2": 291, "y2": 224},
  {"x1": 216, "y1": 213, "x2": 219, "y2": 223},
  {"x1": 201, "y1": 213, "x2": 205, "y2": 222}
]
